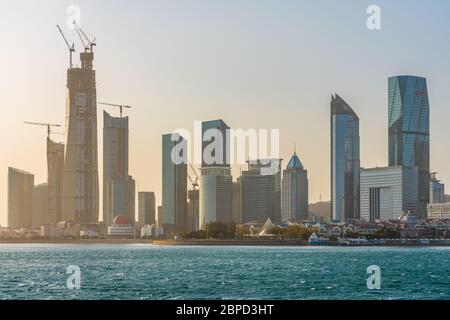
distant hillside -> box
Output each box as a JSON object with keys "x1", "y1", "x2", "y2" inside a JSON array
[{"x1": 309, "y1": 201, "x2": 331, "y2": 222}]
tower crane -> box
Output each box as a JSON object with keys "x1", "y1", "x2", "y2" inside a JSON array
[
  {"x1": 73, "y1": 21, "x2": 96, "y2": 52},
  {"x1": 56, "y1": 25, "x2": 75, "y2": 68},
  {"x1": 24, "y1": 121, "x2": 62, "y2": 139},
  {"x1": 188, "y1": 174, "x2": 199, "y2": 190},
  {"x1": 98, "y1": 102, "x2": 131, "y2": 118},
  {"x1": 188, "y1": 163, "x2": 199, "y2": 190}
]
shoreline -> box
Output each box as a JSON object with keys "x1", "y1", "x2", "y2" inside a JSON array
[
  {"x1": 1, "y1": 239, "x2": 449, "y2": 247},
  {"x1": 0, "y1": 239, "x2": 153, "y2": 245}
]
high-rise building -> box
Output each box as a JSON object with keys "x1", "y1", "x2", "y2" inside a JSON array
[
  {"x1": 429, "y1": 173, "x2": 445, "y2": 204},
  {"x1": 187, "y1": 189, "x2": 199, "y2": 232},
  {"x1": 232, "y1": 180, "x2": 241, "y2": 224},
  {"x1": 62, "y1": 50, "x2": 99, "y2": 224},
  {"x1": 282, "y1": 151, "x2": 308, "y2": 222},
  {"x1": 157, "y1": 206, "x2": 163, "y2": 227},
  {"x1": 201, "y1": 119, "x2": 230, "y2": 168},
  {"x1": 388, "y1": 75, "x2": 430, "y2": 217},
  {"x1": 199, "y1": 120, "x2": 232, "y2": 229},
  {"x1": 162, "y1": 133, "x2": 187, "y2": 233},
  {"x1": 103, "y1": 111, "x2": 129, "y2": 226},
  {"x1": 8, "y1": 167, "x2": 34, "y2": 228},
  {"x1": 109, "y1": 176, "x2": 135, "y2": 225},
  {"x1": 240, "y1": 161, "x2": 276, "y2": 223},
  {"x1": 240, "y1": 160, "x2": 281, "y2": 224},
  {"x1": 331, "y1": 94, "x2": 360, "y2": 221},
  {"x1": 138, "y1": 192, "x2": 156, "y2": 226},
  {"x1": 33, "y1": 183, "x2": 49, "y2": 228},
  {"x1": 360, "y1": 166, "x2": 418, "y2": 221},
  {"x1": 47, "y1": 138, "x2": 64, "y2": 224}
]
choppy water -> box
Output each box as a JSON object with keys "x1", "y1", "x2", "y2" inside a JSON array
[{"x1": 0, "y1": 244, "x2": 449, "y2": 300}]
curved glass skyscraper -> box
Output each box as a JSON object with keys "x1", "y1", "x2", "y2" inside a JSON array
[
  {"x1": 388, "y1": 75, "x2": 430, "y2": 217},
  {"x1": 331, "y1": 94, "x2": 360, "y2": 221}
]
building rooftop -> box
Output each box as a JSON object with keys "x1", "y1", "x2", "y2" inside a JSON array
[{"x1": 286, "y1": 152, "x2": 303, "y2": 170}]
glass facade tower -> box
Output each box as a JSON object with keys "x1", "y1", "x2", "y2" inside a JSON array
[
  {"x1": 331, "y1": 94, "x2": 360, "y2": 221},
  {"x1": 162, "y1": 133, "x2": 188, "y2": 233},
  {"x1": 388, "y1": 75, "x2": 430, "y2": 217},
  {"x1": 199, "y1": 120, "x2": 233, "y2": 229}
]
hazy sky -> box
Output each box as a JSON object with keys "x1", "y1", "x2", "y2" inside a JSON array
[{"x1": 1, "y1": 0, "x2": 450, "y2": 225}]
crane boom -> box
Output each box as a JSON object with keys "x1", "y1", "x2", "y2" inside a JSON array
[
  {"x1": 189, "y1": 163, "x2": 199, "y2": 178},
  {"x1": 74, "y1": 23, "x2": 88, "y2": 52},
  {"x1": 98, "y1": 102, "x2": 131, "y2": 118},
  {"x1": 188, "y1": 164, "x2": 199, "y2": 190},
  {"x1": 24, "y1": 121, "x2": 62, "y2": 138},
  {"x1": 188, "y1": 174, "x2": 199, "y2": 190},
  {"x1": 74, "y1": 21, "x2": 96, "y2": 52},
  {"x1": 57, "y1": 25, "x2": 75, "y2": 68}
]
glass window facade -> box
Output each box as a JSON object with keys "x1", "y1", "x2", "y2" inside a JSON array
[
  {"x1": 331, "y1": 94, "x2": 360, "y2": 221},
  {"x1": 388, "y1": 76, "x2": 430, "y2": 217}
]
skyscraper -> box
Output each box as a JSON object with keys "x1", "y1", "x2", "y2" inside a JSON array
[
  {"x1": 430, "y1": 173, "x2": 445, "y2": 204},
  {"x1": 388, "y1": 75, "x2": 430, "y2": 217},
  {"x1": 199, "y1": 120, "x2": 232, "y2": 229},
  {"x1": 331, "y1": 94, "x2": 360, "y2": 221},
  {"x1": 62, "y1": 50, "x2": 99, "y2": 224},
  {"x1": 109, "y1": 176, "x2": 136, "y2": 225},
  {"x1": 47, "y1": 138, "x2": 64, "y2": 224},
  {"x1": 282, "y1": 151, "x2": 308, "y2": 222},
  {"x1": 138, "y1": 192, "x2": 156, "y2": 226},
  {"x1": 232, "y1": 180, "x2": 241, "y2": 224},
  {"x1": 240, "y1": 160, "x2": 281, "y2": 224},
  {"x1": 33, "y1": 183, "x2": 49, "y2": 228},
  {"x1": 103, "y1": 111, "x2": 129, "y2": 226},
  {"x1": 8, "y1": 167, "x2": 34, "y2": 228},
  {"x1": 187, "y1": 189, "x2": 199, "y2": 232},
  {"x1": 157, "y1": 206, "x2": 163, "y2": 227},
  {"x1": 162, "y1": 133, "x2": 188, "y2": 233}
]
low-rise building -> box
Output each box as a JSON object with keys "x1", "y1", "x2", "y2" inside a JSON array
[
  {"x1": 427, "y1": 202, "x2": 450, "y2": 219},
  {"x1": 141, "y1": 224, "x2": 164, "y2": 238},
  {"x1": 360, "y1": 166, "x2": 419, "y2": 221},
  {"x1": 41, "y1": 221, "x2": 80, "y2": 239},
  {"x1": 107, "y1": 215, "x2": 135, "y2": 239}
]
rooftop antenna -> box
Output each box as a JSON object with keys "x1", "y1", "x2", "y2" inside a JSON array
[{"x1": 56, "y1": 25, "x2": 75, "y2": 68}]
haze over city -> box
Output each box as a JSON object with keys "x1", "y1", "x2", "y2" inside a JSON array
[{"x1": 1, "y1": 0, "x2": 450, "y2": 225}]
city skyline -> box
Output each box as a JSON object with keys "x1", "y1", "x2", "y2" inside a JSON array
[{"x1": 2, "y1": 1, "x2": 450, "y2": 225}]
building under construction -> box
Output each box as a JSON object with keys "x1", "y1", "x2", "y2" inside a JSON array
[
  {"x1": 47, "y1": 138, "x2": 65, "y2": 223},
  {"x1": 60, "y1": 26, "x2": 99, "y2": 224}
]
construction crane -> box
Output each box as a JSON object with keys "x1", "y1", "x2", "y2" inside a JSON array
[
  {"x1": 24, "y1": 121, "x2": 62, "y2": 138},
  {"x1": 74, "y1": 23, "x2": 87, "y2": 52},
  {"x1": 188, "y1": 174, "x2": 199, "y2": 190},
  {"x1": 98, "y1": 102, "x2": 131, "y2": 118},
  {"x1": 73, "y1": 21, "x2": 96, "y2": 52},
  {"x1": 188, "y1": 163, "x2": 199, "y2": 190},
  {"x1": 57, "y1": 25, "x2": 75, "y2": 68}
]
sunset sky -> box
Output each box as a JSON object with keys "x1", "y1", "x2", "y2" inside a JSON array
[{"x1": 1, "y1": 0, "x2": 450, "y2": 225}]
